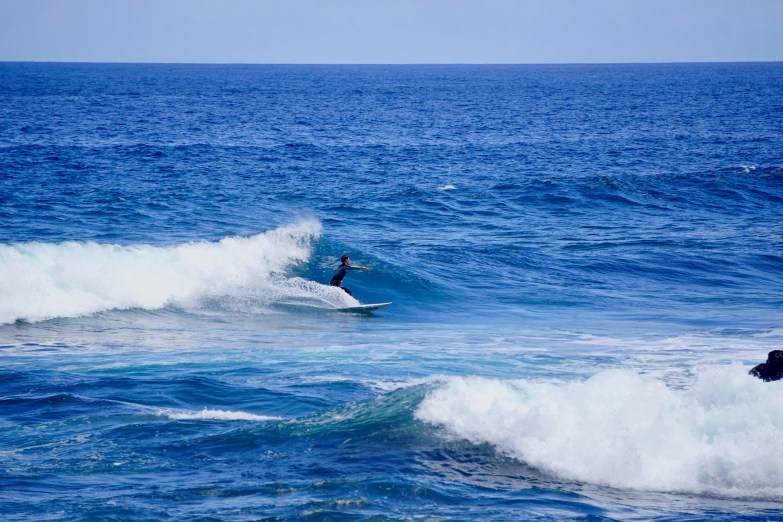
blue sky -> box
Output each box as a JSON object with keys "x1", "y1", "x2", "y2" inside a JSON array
[{"x1": 0, "y1": 0, "x2": 781, "y2": 63}]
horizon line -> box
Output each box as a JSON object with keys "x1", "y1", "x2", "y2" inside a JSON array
[{"x1": 1, "y1": 60, "x2": 781, "y2": 66}]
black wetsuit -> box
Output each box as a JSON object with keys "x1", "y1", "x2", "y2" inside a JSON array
[{"x1": 329, "y1": 264, "x2": 353, "y2": 296}]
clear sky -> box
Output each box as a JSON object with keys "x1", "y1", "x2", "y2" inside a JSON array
[{"x1": 0, "y1": 0, "x2": 781, "y2": 64}]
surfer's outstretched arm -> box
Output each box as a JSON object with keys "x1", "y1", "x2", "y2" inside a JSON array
[{"x1": 349, "y1": 266, "x2": 369, "y2": 271}]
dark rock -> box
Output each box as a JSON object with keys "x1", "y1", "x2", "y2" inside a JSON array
[{"x1": 749, "y1": 350, "x2": 783, "y2": 382}]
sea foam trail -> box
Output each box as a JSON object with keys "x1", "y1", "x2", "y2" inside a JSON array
[
  {"x1": 416, "y1": 367, "x2": 783, "y2": 497},
  {"x1": 0, "y1": 219, "x2": 357, "y2": 324},
  {"x1": 157, "y1": 408, "x2": 279, "y2": 422}
]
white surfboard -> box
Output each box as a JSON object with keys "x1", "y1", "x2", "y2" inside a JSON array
[{"x1": 336, "y1": 302, "x2": 392, "y2": 313}]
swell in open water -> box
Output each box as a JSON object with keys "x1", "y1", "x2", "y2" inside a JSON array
[{"x1": 1, "y1": 63, "x2": 783, "y2": 521}]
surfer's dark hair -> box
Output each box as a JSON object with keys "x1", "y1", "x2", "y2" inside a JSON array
[{"x1": 340, "y1": 255, "x2": 349, "y2": 263}]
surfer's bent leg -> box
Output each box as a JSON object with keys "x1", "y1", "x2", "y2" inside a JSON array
[{"x1": 329, "y1": 281, "x2": 352, "y2": 296}]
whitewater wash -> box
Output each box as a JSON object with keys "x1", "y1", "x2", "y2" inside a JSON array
[{"x1": 0, "y1": 219, "x2": 355, "y2": 323}]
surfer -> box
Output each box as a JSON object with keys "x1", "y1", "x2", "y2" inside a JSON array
[{"x1": 329, "y1": 255, "x2": 368, "y2": 296}]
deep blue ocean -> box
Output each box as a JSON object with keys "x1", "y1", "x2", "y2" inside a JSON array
[{"x1": 1, "y1": 62, "x2": 783, "y2": 521}]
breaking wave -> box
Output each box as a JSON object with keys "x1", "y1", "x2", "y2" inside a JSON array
[
  {"x1": 416, "y1": 366, "x2": 783, "y2": 497},
  {"x1": 0, "y1": 219, "x2": 357, "y2": 324}
]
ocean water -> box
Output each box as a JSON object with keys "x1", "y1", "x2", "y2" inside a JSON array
[{"x1": 1, "y1": 62, "x2": 782, "y2": 521}]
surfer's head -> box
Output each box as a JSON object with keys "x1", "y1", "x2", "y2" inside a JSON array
[{"x1": 340, "y1": 255, "x2": 350, "y2": 265}]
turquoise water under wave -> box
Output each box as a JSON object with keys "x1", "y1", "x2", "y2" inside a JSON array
[{"x1": 1, "y1": 63, "x2": 783, "y2": 520}]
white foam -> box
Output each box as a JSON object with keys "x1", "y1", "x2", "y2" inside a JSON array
[
  {"x1": 416, "y1": 366, "x2": 783, "y2": 497},
  {"x1": 0, "y1": 219, "x2": 358, "y2": 324},
  {"x1": 437, "y1": 184, "x2": 457, "y2": 191},
  {"x1": 755, "y1": 329, "x2": 783, "y2": 338},
  {"x1": 157, "y1": 408, "x2": 279, "y2": 422}
]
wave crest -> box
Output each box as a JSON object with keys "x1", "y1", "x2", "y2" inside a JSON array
[
  {"x1": 0, "y1": 219, "x2": 357, "y2": 324},
  {"x1": 416, "y1": 367, "x2": 783, "y2": 497}
]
